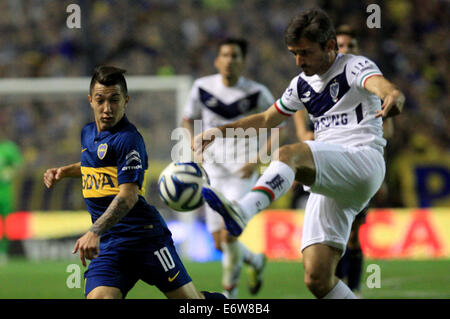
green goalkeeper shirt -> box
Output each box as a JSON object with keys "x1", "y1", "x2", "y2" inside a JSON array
[{"x1": 0, "y1": 140, "x2": 23, "y2": 201}]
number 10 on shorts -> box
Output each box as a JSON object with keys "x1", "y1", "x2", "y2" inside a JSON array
[{"x1": 154, "y1": 247, "x2": 175, "y2": 272}]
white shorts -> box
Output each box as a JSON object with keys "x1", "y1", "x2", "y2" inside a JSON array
[
  {"x1": 301, "y1": 141, "x2": 385, "y2": 254},
  {"x1": 205, "y1": 172, "x2": 258, "y2": 233}
]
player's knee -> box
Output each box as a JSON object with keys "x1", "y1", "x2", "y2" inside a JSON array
[
  {"x1": 87, "y1": 287, "x2": 122, "y2": 299},
  {"x1": 87, "y1": 292, "x2": 115, "y2": 299},
  {"x1": 273, "y1": 144, "x2": 296, "y2": 166},
  {"x1": 213, "y1": 238, "x2": 222, "y2": 251},
  {"x1": 274, "y1": 143, "x2": 315, "y2": 184},
  {"x1": 304, "y1": 271, "x2": 332, "y2": 298},
  {"x1": 224, "y1": 232, "x2": 238, "y2": 243},
  {"x1": 212, "y1": 231, "x2": 223, "y2": 251},
  {"x1": 303, "y1": 264, "x2": 335, "y2": 298}
]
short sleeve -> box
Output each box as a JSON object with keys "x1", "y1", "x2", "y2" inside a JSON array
[
  {"x1": 346, "y1": 55, "x2": 383, "y2": 89},
  {"x1": 183, "y1": 80, "x2": 202, "y2": 120},
  {"x1": 274, "y1": 76, "x2": 305, "y2": 116},
  {"x1": 115, "y1": 132, "x2": 147, "y2": 188}
]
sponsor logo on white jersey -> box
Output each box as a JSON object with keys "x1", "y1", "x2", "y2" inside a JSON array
[{"x1": 300, "y1": 91, "x2": 311, "y2": 103}]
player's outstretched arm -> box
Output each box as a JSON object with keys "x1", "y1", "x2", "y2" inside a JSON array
[
  {"x1": 364, "y1": 75, "x2": 405, "y2": 119},
  {"x1": 193, "y1": 104, "x2": 286, "y2": 158},
  {"x1": 43, "y1": 162, "x2": 81, "y2": 188},
  {"x1": 72, "y1": 182, "x2": 139, "y2": 266}
]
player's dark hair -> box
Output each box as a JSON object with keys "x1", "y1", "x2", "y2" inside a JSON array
[
  {"x1": 90, "y1": 66, "x2": 128, "y2": 96},
  {"x1": 336, "y1": 24, "x2": 356, "y2": 38},
  {"x1": 284, "y1": 8, "x2": 336, "y2": 50},
  {"x1": 218, "y1": 37, "x2": 248, "y2": 58}
]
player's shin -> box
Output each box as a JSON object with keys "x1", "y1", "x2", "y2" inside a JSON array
[
  {"x1": 238, "y1": 160, "x2": 295, "y2": 220},
  {"x1": 221, "y1": 240, "x2": 243, "y2": 298},
  {"x1": 239, "y1": 242, "x2": 259, "y2": 267}
]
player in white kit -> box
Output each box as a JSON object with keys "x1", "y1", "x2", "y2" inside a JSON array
[
  {"x1": 182, "y1": 38, "x2": 278, "y2": 298},
  {"x1": 195, "y1": 9, "x2": 404, "y2": 299},
  {"x1": 293, "y1": 24, "x2": 395, "y2": 297}
]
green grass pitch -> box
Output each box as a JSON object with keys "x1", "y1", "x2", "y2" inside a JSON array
[{"x1": 0, "y1": 258, "x2": 449, "y2": 299}]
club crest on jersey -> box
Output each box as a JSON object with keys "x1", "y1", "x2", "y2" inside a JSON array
[
  {"x1": 97, "y1": 143, "x2": 108, "y2": 160},
  {"x1": 330, "y1": 80, "x2": 339, "y2": 103},
  {"x1": 238, "y1": 99, "x2": 250, "y2": 113},
  {"x1": 206, "y1": 97, "x2": 218, "y2": 108}
]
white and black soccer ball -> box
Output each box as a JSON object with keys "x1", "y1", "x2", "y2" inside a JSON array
[{"x1": 158, "y1": 162, "x2": 210, "y2": 212}]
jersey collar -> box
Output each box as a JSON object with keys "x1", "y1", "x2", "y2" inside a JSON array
[
  {"x1": 319, "y1": 53, "x2": 343, "y2": 79},
  {"x1": 94, "y1": 115, "x2": 129, "y2": 142}
]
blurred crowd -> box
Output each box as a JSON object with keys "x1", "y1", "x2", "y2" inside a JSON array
[{"x1": 0, "y1": 0, "x2": 448, "y2": 208}]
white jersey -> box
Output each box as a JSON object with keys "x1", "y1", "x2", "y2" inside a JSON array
[
  {"x1": 275, "y1": 54, "x2": 386, "y2": 153},
  {"x1": 184, "y1": 74, "x2": 275, "y2": 177}
]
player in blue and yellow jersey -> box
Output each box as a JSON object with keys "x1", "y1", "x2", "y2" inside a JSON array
[{"x1": 44, "y1": 66, "x2": 225, "y2": 299}]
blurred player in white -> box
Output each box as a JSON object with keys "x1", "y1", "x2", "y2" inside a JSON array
[
  {"x1": 182, "y1": 38, "x2": 279, "y2": 298},
  {"x1": 294, "y1": 24, "x2": 394, "y2": 297},
  {"x1": 195, "y1": 9, "x2": 404, "y2": 299}
]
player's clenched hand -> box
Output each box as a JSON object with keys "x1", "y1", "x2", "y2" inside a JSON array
[
  {"x1": 192, "y1": 128, "x2": 222, "y2": 162},
  {"x1": 72, "y1": 231, "x2": 100, "y2": 267},
  {"x1": 239, "y1": 162, "x2": 258, "y2": 179},
  {"x1": 376, "y1": 89, "x2": 405, "y2": 119},
  {"x1": 43, "y1": 167, "x2": 65, "y2": 188}
]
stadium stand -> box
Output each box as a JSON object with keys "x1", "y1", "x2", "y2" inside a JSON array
[{"x1": 0, "y1": 0, "x2": 448, "y2": 210}]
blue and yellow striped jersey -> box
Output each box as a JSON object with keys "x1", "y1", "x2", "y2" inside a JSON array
[{"x1": 80, "y1": 115, "x2": 169, "y2": 240}]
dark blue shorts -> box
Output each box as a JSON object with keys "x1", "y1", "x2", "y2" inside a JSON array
[
  {"x1": 354, "y1": 205, "x2": 369, "y2": 224},
  {"x1": 84, "y1": 234, "x2": 191, "y2": 298}
]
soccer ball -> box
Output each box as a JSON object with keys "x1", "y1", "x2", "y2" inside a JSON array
[{"x1": 158, "y1": 162, "x2": 210, "y2": 212}]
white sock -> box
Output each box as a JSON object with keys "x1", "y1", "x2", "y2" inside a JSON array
[
  {"x1": 238, "y1": 160, "x2": 295, "y2": 221},
  {"x1": 221, "y1": 241, "x2": 243, "y2": 290},
  {"x1": 322, "y1": 280, "x2": 358, "y2": 299},
  {"x1": 238, "y1": 242, "x2": 259, "y2": 267}
]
